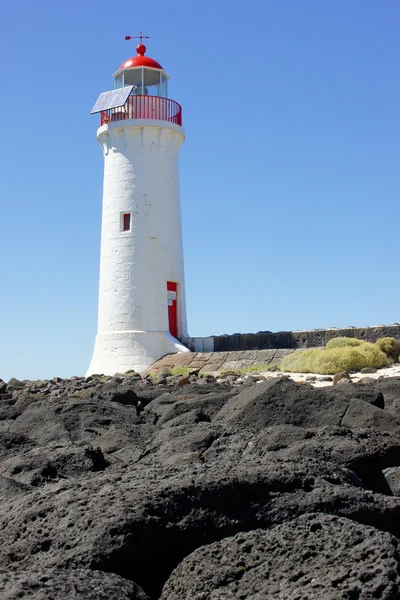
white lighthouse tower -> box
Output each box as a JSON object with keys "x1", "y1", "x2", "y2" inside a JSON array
[{"x1": 87, "y1": 36, "x2": 190, "y2": 375}]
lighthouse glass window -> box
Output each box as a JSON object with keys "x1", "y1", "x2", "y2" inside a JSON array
[
  {"x1": 115, "y1": 73, "x2": 124, "y2": 89},
  {"x1": 161, "y1": 74, "x2": 167, "y2": 98},
  {"x1": 143, "y1": 69, "x2": 162, "y2": 96},
  {"x1": 124, "y1": 69, "x2": 143, "y2": 90}
]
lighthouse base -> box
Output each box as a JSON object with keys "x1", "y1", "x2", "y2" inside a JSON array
[{"x1": 86, "y1": 330, "x2": 190, "y2": 376}]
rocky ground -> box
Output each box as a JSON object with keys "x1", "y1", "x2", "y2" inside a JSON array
[{"x1": 1, "y1": 369, "x2": 400, "y2": 598}]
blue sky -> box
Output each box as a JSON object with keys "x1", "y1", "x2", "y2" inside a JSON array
[{"x1": 0, "y1": 0, "x2": 399, "y2": 381}]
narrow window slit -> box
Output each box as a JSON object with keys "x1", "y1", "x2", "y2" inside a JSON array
[{"x1": 123, "y1": 213, "x2": 131, "y2": 231}]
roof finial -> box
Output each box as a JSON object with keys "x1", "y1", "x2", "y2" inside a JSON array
[{"x1": 125, "y1": 31, "x2": 149, "y2": 55}]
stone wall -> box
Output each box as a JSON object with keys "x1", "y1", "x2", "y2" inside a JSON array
[
  {"x1": 185, "y1": 324, "x2": 400, "y2": 353},
  {"x1": 149, "y1": 349, "x2": 294, "y2": 375}
]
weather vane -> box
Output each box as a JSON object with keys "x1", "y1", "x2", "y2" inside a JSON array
[{"x1": 125, "y1": 31, "x2": 149, "y2": 44}]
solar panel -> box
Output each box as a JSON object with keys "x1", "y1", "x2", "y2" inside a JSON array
[{"x1": 91, "y1": 86, "x2": 134, "y2": 114}]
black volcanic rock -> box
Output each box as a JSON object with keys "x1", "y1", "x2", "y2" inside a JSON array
[
  {"x1": 200, "y1": 425, "x2": 400, "y2": 494},
  {"x1": 341, "y1": 398, "x2": 400, "y2": 431},
  {"x1": 0, "y1": 374, "x2": 400, "y2": 597},
  {"x1": 7, "y1": 394, "x2": 154, "y2": 456},
  {"x1": 384, "y1": 467, "x2": 400, "y2": 496},
  {"x1": 213, "y1": 377, "x2": 384, "y2": 431},
  {"x1": 379, "y1": 377, "x2": 400, "y2": 414},
  {"x1": 0, "y1": 444, "x2": 108, "y2": 486},
  {"x1": 1, "y1": 455, "x2": 400, "y2": 598},
  {"x1": 161, "y1": 513, "x2": 400, "y2": 599},
  {"x1": 146, "y1": 388, "x2": 236, "y2": 426},
  {"x1": 0, "y1": 568, "x2": 149, "y2": 599},
  {"x1": 0, "y1": 432, "x2": 35, "y2": 460}
]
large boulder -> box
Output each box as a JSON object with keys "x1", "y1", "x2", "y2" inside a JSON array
[
  {"x1": 0, "y1": 568, "x2": 148, "y2": 600},
  {"x1": 138, "y1": 422, "x2": 225, "y2": 467},
  {"x1": 0, "y1": 432, "x2": 35, "y2": 461},
  {"x1": 200, "y1": 425, "x2": 400, "y2": 493},
  {"x1": 0, "y1": 444, "x2": 108, "y2": 487},
  {"x1": 146, "y1": 388, "x2": 235, "y2": 426},
  {"x1": 6, "y1": 395, "x2": 154, "y2": 459},
  {"x1": 341, "y1": 399, "x2": 400, "y2": 431},
  {"x1": 161, "y1": 513, "x2": 400, "y2": 599},
  {"x1": 384, "y1": 467, "x2": 400, "y2": 496},
  {"x1": 213, "y1": 377, "x2": 384, "y2": 431},
  {"x1": 379, "y1": 377, "x2": 400, "y2": 414}
]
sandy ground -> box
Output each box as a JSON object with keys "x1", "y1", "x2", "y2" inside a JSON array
[{"x1": 244, "y1": 364, "x2": 400, "y2": 388}]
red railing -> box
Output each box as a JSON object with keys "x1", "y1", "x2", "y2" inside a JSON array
[{"x1": 101, "y1": 96, "x2": 182, "y2": 126}]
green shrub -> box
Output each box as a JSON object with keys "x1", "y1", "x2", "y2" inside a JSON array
[
  {"x1": 326, "y1": 337, "x2": 363, "y2": 349},
  {"x1": 281, "y1": 342, "x2": 388, "y2": 375},
  {"x1": 375, "y1": 337, "x2": 395, "y2": 355},
  {"x1": 280, "y1": 349, "x2": 324, "y2": 373},
  {"x1": 314, "y1": 343, "x2": 387, "y2": 374},
  {"x1": 392, "y1": 340, "x2": 400, "y2": 363},
  {"x1": 375, "y1": 337, "x2": 400, "y2": 363}
]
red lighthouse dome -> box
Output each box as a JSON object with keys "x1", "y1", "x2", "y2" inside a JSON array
[{"x1": 119, "y1": 44, "x2": 163, "y2": 70}]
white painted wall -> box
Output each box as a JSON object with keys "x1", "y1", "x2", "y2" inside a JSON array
[
  {"x1": 87, "y1": 119, "x2": 189, "y2": 375},
  {"x1": 187, "y1": 337, "x2": 215, "y2": 352}
]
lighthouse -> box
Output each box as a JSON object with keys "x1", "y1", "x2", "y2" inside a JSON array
[{"x1": 87, "y1": 36, "x2": 190, "y2": 376}]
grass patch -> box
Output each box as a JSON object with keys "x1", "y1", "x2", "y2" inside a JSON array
[
  {"x1": 243, "y1": 363, "x2": 281, "y2": 373},
  {"x1": 219, "y1": 363, "x2": 281, "y2": 376},
  {"x1": 169, "y1": 366, "x2": 192, "y2": 376}
]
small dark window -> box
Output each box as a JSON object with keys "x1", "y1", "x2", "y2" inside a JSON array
[{"x1": 123, "y1": 213, "x2": 131, "y2": 231}]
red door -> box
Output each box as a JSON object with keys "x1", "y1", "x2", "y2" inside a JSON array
[{"x1": 167, "y1": 281, "x2": 178, "y2": 338}]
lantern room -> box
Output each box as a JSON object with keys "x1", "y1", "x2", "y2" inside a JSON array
[
  {"x1": 91, "y1": 42, "x2": 182, "y2": 126},
  {"x1": 113, "y1": 44, "x2": 168, "y2": 98}
]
